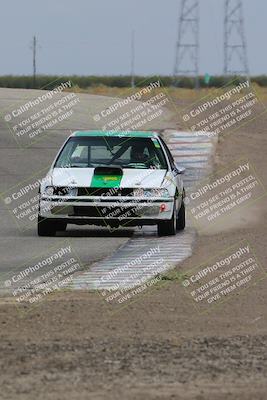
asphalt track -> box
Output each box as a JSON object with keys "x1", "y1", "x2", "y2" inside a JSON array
[{"x1": 0, "y1": 88, "x2": 216, "y2": 296}]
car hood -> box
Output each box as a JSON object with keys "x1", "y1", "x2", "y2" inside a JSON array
[{"x1": 51, "y1": 167, "x2": 167, "y2": 188}]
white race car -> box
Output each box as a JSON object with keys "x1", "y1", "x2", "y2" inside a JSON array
[{"x1": 38, "y1": 131, "x2": 186, "y2": 236}]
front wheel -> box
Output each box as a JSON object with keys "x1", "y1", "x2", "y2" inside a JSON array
[
  {"x1": 157, "y1": 204, "x2": 177, "y2": 236},
  {"x1": 176, "y1": 201, "x2": 185, "y2": 231}
]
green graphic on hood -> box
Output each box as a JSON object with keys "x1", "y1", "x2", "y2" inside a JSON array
[{"x1": 90, "y1": 167, "x2": 123, "y2": 188}]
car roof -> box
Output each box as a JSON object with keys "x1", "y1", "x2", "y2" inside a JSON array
[{"x1": 70, "y1": 131, "x2": 160, "y2": 139}]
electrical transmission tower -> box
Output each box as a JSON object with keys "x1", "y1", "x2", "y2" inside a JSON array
[
  {"x1": 224, "y1": 0, "x2": 249, "y2": 77},
  {"x1": 173, "y1": 0, "x2": 199, "y2": 88}
]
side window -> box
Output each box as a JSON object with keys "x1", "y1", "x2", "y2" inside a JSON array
[{"x1": 160, "y1": 139, "x2": 176, "y2": 169}]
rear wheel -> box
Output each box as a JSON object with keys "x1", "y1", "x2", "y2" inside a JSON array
[{"x1": 37, "y1": 216, "x2": 67, "y2": 237}]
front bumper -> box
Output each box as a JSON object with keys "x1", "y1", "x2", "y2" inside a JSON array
[{"x1": 39, "y1": 195, "x2": 174, "y2": 226}]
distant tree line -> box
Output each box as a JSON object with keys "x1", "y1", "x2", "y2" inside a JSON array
[{"x1": 0, "y1": 75, "x2": 266, "y2": 89}]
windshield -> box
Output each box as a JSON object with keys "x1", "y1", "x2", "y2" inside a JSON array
[{"x1": 54, "y1": 136, "x2": 168, "y2": 169}]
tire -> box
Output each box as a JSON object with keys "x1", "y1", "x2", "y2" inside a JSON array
[
  {"x1": 37, "y1": 216, "x2": 66, "y2": 237},
  {"x1": 176, "y1": 201, "x2": 185, "y2": 231},
  {"x1": 157, "y1": 202, "x2": 177, "y2": 236}
]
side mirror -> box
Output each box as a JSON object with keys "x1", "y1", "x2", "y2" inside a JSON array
[{"x1": 175, "y1": 164, "x2": 186, "y2": 174}]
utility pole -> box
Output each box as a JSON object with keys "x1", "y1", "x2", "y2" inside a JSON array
[
  {"x1": 31, "y1": 35, "x2": 37, "y2": 88},
  {"x1": 173, "y1": 0, "x2": 200, "y2": 89},
  {"x1": 224, "y1": 0, "x2": 249, "y2": 78},
  {"x1": 131, "y1": 30, "x2": 135, "y2": 88}
]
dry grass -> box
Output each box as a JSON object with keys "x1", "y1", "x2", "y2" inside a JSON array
[{"x1": 66, "y1": 83, "x2": 267, "y2": 105}]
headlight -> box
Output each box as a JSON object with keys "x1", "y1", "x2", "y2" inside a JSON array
[
  {"x1": 67, "y1": 187, "x2": 78, "y2": 196},
  {"x1": 43, "y1": 186, "x2": 54, "y2": 196},
  {"x1": 153, "y1": 189, "x2": 170, "y2": 197},
  {"x1": 133, "y1": 188, "x2": 144, "y2": 197},
  {"x1": 133, "y1": 188, "x2": 169, "y2": 197}
]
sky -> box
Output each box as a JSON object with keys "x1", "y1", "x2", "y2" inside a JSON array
[{"x1": 0, "y1": 0, "x2": 266, "y2": 76}]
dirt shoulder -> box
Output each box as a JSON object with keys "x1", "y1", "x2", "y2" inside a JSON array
[{"x1": 0, "y1": 104, "x2": 267, "y2": 400}]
